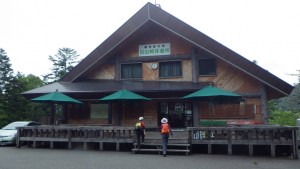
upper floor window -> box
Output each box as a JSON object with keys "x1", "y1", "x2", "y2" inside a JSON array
[
  {"x1": 159, "y1": 61, "x2": 182, "y2": 77},
  {"x1": 198, "y1": 58, "x2": 216, "y2": 75},
  {"x1": 121, "y1": 63, "x2": 142, "y2": 79}
]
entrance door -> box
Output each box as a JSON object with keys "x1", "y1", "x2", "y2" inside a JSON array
[{"x1": 159, "y1": 102, "x2": 193, "y2": 128}]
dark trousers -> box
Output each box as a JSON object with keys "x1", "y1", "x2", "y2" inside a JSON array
[
  {"x1": 136, "y1": 130, "x2": 145, "y2": 148},
  {"x1": 161, "y1": 134, "x2": 169, "y2": 154}
]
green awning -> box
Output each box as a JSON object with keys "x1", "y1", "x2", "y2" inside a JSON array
[
  {"x1": 99, "y1": 89, "x2": 151, "y2": 101},
  {"x1": 182, "y1": 85, "x2": 241, "y2": 99},
  {"x1": 31, "y1": 91, "x2": 82, "y2": 104}
]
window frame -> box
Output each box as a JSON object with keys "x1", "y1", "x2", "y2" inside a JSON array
[
  {"x1": 120, "y1": 62, "x2": 142, "y2": 79},
  {"x1": 198, "y1": 58, "x2": 216, "y2": 76},
  {"x1": 159, "y1": 60, "x2": 182, "y2": 78}
]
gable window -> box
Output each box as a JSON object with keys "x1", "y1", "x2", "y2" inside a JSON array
[
  {"x1": 121, "y1": 63, "x2": 142, "y2": 79},
  {"x1": 198, "y1": 58, "x2": 216, "y2": 75},
  {"x1": 159, "y1": 61, "x2": 182, "y2": 77}
]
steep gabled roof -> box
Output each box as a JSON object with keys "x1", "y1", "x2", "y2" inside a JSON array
[{"x1": 60, "y1": 2, "x2": 293, "y2": 96}]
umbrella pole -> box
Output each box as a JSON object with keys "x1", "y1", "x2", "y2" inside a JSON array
[
  {"x1": 122, "y1": 101, "x2": 125, "y2": 126},
  {"x1": 50, "y1": 104, "x2": 55, "y2": 125},
  {"x1": 210, "y1": 102, "x2": 215, "y2": 138}
]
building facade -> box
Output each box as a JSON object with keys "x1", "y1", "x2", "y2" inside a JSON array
[{"x1": 23, "y1": 3, "x2": 293, "y2": 128}]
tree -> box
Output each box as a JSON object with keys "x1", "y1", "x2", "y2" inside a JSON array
[
  {"x1": 1, "y1": 73, "x2": 45, "y2": 126},
  {"x1": 269, "y1": 109, "x2": 300, "y2": 126},
  {"x1": 43, "y1": 48, "x2": 80, "y2": 83},
  {"x1": 0, "y1": 48, "x2": 14, "y2": 126},
  {"x1": 0, "y1": 48, "x2": 14, "y2": 92}
]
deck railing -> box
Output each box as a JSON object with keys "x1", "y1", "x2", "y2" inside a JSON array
[
  {"x1": 16, "y1": 125, "x2": 298, "y2": 159},
  {"x1": 16, "y1": 125, "x2": 135, "y2": 151},
  {"x1": 188, "y1": 125, "x2": 299, "y2": 159}
]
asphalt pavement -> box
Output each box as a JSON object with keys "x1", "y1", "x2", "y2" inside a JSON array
[{"x1": 0, "y1": 147, "x2": 299, "y2": 169}]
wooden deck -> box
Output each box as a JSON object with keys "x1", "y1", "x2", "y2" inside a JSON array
[{"x1": 16, "y1": 125, "x2": 299, "y2": 159}]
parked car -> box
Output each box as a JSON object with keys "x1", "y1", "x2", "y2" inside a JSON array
[{"x1": 0, "y1": 121, "x2": 42, "y2": 146}]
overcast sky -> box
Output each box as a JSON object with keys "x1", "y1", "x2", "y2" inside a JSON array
[{"x1": 0, "y1": 0, "x2": 299, "y2": 85}]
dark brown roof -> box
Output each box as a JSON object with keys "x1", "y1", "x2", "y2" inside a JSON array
[
  {"x1": 57, "y1": 3, "x2": 292, "y2": 96},
  {"x1": 22, "y1": 80, "x2": 209, "y2": 99}
]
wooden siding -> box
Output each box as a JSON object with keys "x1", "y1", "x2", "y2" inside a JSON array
[
  {"x1": 87, "y1": 64, "x2": 115, "y2": 79},
  {"x1": 143, "y1": 62, "x2": 158, "y2": 80},
  {"x1": 143, "y1": 101, "x2": 158, "y2": 127},
  {"x1": 199, "y1": 59, "x2": 260, "y2": 94},
  {"x1": 121, "y1": 25, "x2": 193, "y2": 58},
  {"x1": 198, "y1": 102, "x2": 255, "y2": 119}
]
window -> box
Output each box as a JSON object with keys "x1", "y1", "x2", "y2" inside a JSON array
[
  {"x1": 159, "y1": 61, "x2": 182, "y2": 77},
  {"x1": 121, "y1": 63, "x2": 142, "y2": 79},
  {"x1": 198, "y1": 58, "x2": 216, "y2": 75},
  {"x1": 90, "y1": 104, "x2": 108, "y2": 119}
]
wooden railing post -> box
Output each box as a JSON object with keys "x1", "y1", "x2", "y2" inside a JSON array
[
  {"x1": 227, "y1": 127, "x2": 232, "y2": 155},
  {"x1": 16, "y1": 127, "x2": 21, "y2": 148}
]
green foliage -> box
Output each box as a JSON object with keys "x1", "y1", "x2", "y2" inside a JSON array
[
  {"x1": 43, "y1": 48, "x2": 80, "y2": 84},
  {"x1": 0, "y1": 48, "x2": 14, "y2": 126},
  {"x1": 0, "y1": 48, "x2": 14, "y2": 92},
  {"x1": 269, "y1": 109, "x2": 300, "y2": 126},
  {"x1": 271, "y1": 83, "x2": 300, "y2": 113}
]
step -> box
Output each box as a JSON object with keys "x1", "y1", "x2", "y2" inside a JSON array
[
  {"x1": 131, "y1": 148, "x2": 190, "y2": 155},
  {"x1": 133, "y1": 143, "x2": 190, "y2": 147},
  {"x1": 132, "y1": 148, "x2": 190, "y2": 152}
]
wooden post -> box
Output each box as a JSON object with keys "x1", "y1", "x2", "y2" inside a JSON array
[
  {"x1": 116, "y1": 142, "x2": 120, "y2": 151},
  {"x1": 249, "y1": 144, "x2": 254, "y2": 156},
  {"x1": 16, "y1": 128, "x2": 21, "y2": 148},
  {"x1": 192, "y1": 101, "x2": 199, "y2": 127},
  {"x1": 292, "y1": 130, "x2": 299, "y2": 159},
  {"x1": 84, "y1": 142, "x2": 87, "y2": 150},
  {"x1": 208, "y1": 143, "x2": 212, "y2": 154},
  {"x1": 99, "y1": 142, "x2": 103, "y2": 151},
  {"x1": 228, "y1": 143, "x2": 232, "y2": 155},
  {"x1": 68, "y1": 129, "x2": 72, "y2": 149},
  {"x1": 270, "y1": 144, "x2": 276, "y2": 158},
  {"x1": 260, "y1": 83, "x2": 268, "y2": 123},
  {"x1": 228, "y1": 128, "x2": 232, "y2": 155},
  {"x1": 33, "y1": 129, "x2": 37, "y2": 148}
]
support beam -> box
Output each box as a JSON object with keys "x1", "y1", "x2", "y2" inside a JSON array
[
  {"x1": 249, "y1": 144, "x2": 253, "y2": 156},
  {"x1": 260, "y1": 83, "x2": 268, "y2": 123}
]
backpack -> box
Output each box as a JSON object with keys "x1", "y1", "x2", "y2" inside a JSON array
[
  {"x1": 161, "y1": 123, "x2": 170, "y2": 134},
  {"x1": 135, "y1": 122, "x2": 142, "y2": 130}
]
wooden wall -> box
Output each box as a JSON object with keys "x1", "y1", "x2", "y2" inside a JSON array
[{"x1": 69, "y1": 25, "x2": 266, "y2": 126}]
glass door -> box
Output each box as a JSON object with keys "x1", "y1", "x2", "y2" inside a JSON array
[{"x1": 159, "y1": 102, "x2": 193, "y2": 128}]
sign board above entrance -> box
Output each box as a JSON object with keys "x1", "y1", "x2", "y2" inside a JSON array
[{"x1": 139, "y1": 43, "x2": 170, "y2": 56}]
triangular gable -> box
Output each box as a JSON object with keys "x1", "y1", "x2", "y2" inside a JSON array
[{"x1": 60, "y1": 2, "x2": 293, "y2": 96}]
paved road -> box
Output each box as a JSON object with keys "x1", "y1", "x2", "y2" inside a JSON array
[{"x1": 0, "y1": 147, "x2": 299, "y2": 169}]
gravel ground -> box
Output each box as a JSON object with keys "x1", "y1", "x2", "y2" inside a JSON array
[{"x1": 0, "y1": 147, "x2": 299, "y2": 169}]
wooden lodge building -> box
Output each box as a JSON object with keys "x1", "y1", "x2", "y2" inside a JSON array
[
  {"x1": 20, "y1": 3, "x2": 298, "y2": 158},
  {"x1": 23, "y1": 3, "x2": 293, "y2": 127}
]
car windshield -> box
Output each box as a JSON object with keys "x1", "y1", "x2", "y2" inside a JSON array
[{"x1": 2, "y1": 122, "x2": 29, "y2": 130}]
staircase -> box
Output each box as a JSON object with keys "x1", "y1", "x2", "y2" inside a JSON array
[{"x1": 131, "y1": 129, "x2": 190, "y2": 155}]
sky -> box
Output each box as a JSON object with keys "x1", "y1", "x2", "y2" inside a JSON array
[{"x1": 0, "y1": 0, "x2": 299, "y2": 85}]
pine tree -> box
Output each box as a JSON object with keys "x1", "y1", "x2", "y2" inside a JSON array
[
  {"x1": 43, "y1": 48, "x2": 80, "y2": 83},
  {"x1": 0, "y1": 48, "x2": 14, "y2": 125}
]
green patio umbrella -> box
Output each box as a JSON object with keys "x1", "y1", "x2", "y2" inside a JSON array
[
  {"x1": 100, "y1": 89, "x2": 151, "y2": 101},
  {"x1": 182, "y1": 85, "x2": 241, "y2": 126},
  {"x1": 99, "y1": 89, "x2": 151, "y2": 125},
  {"x1": 182, "y1": 85, "x2": 241, "y2": 99},
  {"x1": 31, "y1": 90, "x2": 82, "y2": 124}
]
